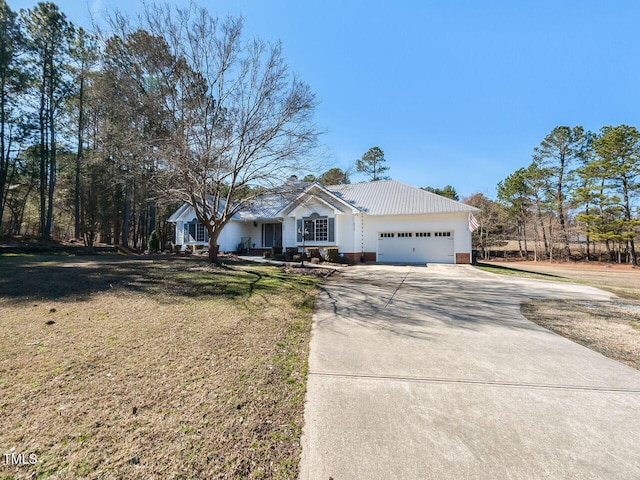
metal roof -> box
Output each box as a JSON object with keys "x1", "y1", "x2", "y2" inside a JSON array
[
  {"x1": 238, "y1": 193, "x2": 300, "y2": 220},
  {"x1": 325, "y1": 180, "x2": 479, "y2": 215},
  {"x1": 168, "y1": 180, "x2": 478, "y2": 223}
]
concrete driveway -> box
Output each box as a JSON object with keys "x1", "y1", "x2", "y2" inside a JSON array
[{"x1": 299, "y1": 264, "x2": 640, "y2": 480}]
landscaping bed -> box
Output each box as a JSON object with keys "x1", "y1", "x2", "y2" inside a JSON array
[{"x1": 0, "y1": 255, "x2": 319, "y2": 479}]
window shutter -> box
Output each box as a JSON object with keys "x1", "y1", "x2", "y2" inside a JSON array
[
  {"x1": 297, "y1": 219, "x2": 303, "y2": 242},
  {"x1": 328, "y1": 217, "x2": 335, "y2": 242}
]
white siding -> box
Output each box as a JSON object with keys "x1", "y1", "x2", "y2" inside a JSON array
[
  {"x1": 175, "y1": 221, "x2": 183, "y2": 245},
  {"x1": 287, "y1": 199, "x2": 340, "y2": 248},
  {"x1": 217, "y1": 221, "x2": 252, "y2": 252},
  {"x1": 335, "y1": 210, "x2": 354, "y2": 252},
  {"x1": 282, "y1": 217, "x2": 296, "y2": 248},
  {"x1": 290, "y1": 199, "x2": 335, "y2": 218}
]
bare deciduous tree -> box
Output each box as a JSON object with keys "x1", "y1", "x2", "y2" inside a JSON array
[{"x1": 108, "y1": 3, "x2": 319, "y2": 263}]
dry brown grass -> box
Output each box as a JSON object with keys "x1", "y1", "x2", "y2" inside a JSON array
[
  {"x1": 478, "y1": 260, "x2": 640, "y2": 371},
  {"x1": 0, "y1": 255, "x2": 318, "y2": 479},
  {"x1": 521, "y1": 299, "x2": 640, "y2": 371}
]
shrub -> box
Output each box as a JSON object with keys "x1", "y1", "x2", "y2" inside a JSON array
[
  {"x1": 148, "y1": 230, "x2": 160, "y2": 253},
  {"x1": 285, "y1": 247, "x2": 298, "y2": 261},
  {"x1": 306, "y1": 247, "x2": 322, "y2": 260},
  {"x1": 263, "y1": 251, "x2": 272, "y2": 259},
  {"x1": 326, "y1": 247, "x2": 340, "y2": 263},
  {"x1": 310, "y1": 257, "x2": 320, "y2": 264},
  {"x1": 292, "y1": 254, "x2": 302, "y2": 262},
  {"x1": 272, "y1": 246, "x2": 283, "y2": 256}
]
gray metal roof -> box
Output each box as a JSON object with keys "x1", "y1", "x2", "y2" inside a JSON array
[
  {"x1": 169, "y1": 180, "x2": 478, "y2": 223},
  {"x1": 325, "y1": 180, "x2": 479, "y2": 215},
  {"x1": 238, "y1": 193, "x2": 301, "y2": 220}
]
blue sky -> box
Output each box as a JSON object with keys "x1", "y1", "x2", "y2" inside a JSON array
[{"x1": 11, "y1": 0, "x2": 640, "y2": 198}]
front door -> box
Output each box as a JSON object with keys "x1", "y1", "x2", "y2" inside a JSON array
[{"x1": 263, "y1": 223, "x2": 282, "y2": 248}]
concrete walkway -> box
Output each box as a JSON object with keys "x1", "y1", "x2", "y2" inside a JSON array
[{"x1": 299, "y1": 264, "x2": 640, "y2": 480}]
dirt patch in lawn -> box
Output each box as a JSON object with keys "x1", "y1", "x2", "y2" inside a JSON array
[
  {"x1": 0, "y1": 255, "x2": 319, "y2": 479},
  {"x1": 521, "y1": 299, "x2": 640, "y2": 371}
]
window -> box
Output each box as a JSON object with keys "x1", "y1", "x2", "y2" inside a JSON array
[
  {"x1": 380, "y1": 233, "x2": 395, "y2": 238},
  {"x1": 416, "y1": 232, "x2": 430, "y2": 237},
  {"x1": 398, "y1": 232, "x2": 412, "y2": 238},
  {"x1": 302, "y1": 216, "x2": 329, "y2": 242},
  {"x1": 315, "y1": 218, "x2": 328, "y2": 241},
  {"x1": 196, "y1": 223, "x2": 206, "y2": 242},
  {"x1": 184, "y1": 220, "x2": 208, "y2": 243},
  {"x1": 434, "y1": 231, "x2": 451, "y2": 237}
]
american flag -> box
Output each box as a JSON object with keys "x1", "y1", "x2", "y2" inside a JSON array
[{"x1": 469, "y1": 214, "x2": 479, "y2": 232}]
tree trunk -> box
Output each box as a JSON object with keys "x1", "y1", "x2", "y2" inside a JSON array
[
  {"x1": 522, "y1": 217, "x2": 528, "y2": 259},
  {"x1": 0, "y1": 75, "x2": 7, "y2": 234},
  {"x1": 517, "y1": 222, "x2": 523, "y2": 258},
  {"x1": 558, "y1": 205, "x2": 571, "y2": 259},
  {"x1": 45, "y1": 81, "x2": 56, "y2": 240},
  {"x1": 208, "y1": 231, "x2": 220, "y2": 264},
  {"x1": 75, "y1": 72, "x2": 84, "y2": 239},
  {"x1": 39, "y1": 69, "x2": 47, "y2": 238},
  {"x1": 629, "y1": 239, "x2": 637, "y2": 266},
  {"x1": 121, "y1": 186, "x2": 130, "y2": 247}
]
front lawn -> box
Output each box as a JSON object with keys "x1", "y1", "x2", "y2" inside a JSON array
[{"x1": 0, "y1": 255, "x2": 318, "y2": 479}]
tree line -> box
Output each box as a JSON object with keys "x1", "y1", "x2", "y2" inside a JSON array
[
  {"x1": 0, "y1": 1, "x2": 319, "y2": 261},
  {"x1": 4, "y1": 2, "x2": 637, "y2": 265},
  {"x1": 467, "y1": 125, "x2": 640, "y2": 265}
]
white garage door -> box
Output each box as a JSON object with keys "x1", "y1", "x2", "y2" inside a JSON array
[{"x1": 377, "y1": 231, "x2": 454, "y2": 263}]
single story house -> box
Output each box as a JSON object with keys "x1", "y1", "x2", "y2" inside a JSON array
[{"x1": 167, "y1": 179, "x2": 479, "y2": 264}]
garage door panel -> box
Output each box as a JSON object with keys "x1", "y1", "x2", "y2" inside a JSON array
[{"x1": 378, "y1": 232, "x2": 454, "y2": 264}]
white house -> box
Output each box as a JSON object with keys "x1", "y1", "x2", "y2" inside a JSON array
[{"x1": 167, "y1": 180, "x2": 479, "y2": 264}]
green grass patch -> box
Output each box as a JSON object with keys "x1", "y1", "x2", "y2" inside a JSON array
[{"x1": 474, "y1": 262, "x2": 567, "y2": 281}]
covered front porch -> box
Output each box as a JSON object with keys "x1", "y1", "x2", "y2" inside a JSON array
[{"x1": 176, "y1": 218, "x2": 286, "y2": 253}]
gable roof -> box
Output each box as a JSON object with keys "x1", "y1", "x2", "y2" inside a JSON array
[
  {"x1": 276, "y1": 183, "x2": 359, "y2": 217},
  {"x1": 325, "y1": 180, "x2": 479, "y2": 215}
]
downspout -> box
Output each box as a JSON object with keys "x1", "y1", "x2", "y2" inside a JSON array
[{"x1": 360, "y1": 212, "x2": 365, "y2": 262}]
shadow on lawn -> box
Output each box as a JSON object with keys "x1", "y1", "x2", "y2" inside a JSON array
[{"x1": 0, "y1": 254, "x2": 309, "y2": 302}]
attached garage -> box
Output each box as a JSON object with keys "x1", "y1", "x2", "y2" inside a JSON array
[{"x1": 377, "y1": 231, "x2": 454, "y2": 264}]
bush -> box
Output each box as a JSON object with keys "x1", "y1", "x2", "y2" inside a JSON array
[
  {"x1": 310, "y1": 257, "x2": 320, "y2": 264},
  {"x1": 292, "y1": 254, "x2": 302, "y2": 262},
  {"x1": 285, "y1": 247, "x2": 298, "y2": 261},
  {"x1": 148, "y1": 230, "x2": 160, "y2": 253},
  {"x1": 306, "y1": 247, "x2": 323, "y2": 260},
  {"x1": 272, "y1": 246, "x2": 283, "y2": 257},
  {"x1": 263, "y1": 251, "x2": 272, "y2": 259},
  {"x1": 326, "y1": 247, "x2": 340, "y2": 263}
]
